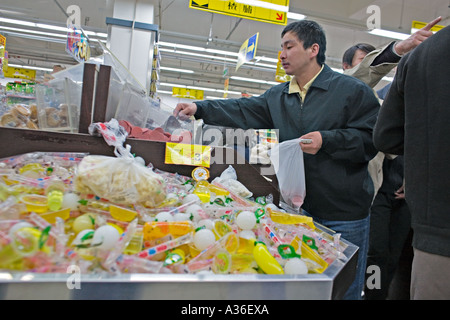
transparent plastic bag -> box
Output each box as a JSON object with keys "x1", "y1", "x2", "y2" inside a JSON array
[
  {"x1": 212, "y1": 165, "x2": 253, "y2": 198},
  {"x1": 75, "y1": 119, "x2": 166, "y2": 206},
  {"x1": 269, "y1": 138, "x2": 306, "y2": 210}
]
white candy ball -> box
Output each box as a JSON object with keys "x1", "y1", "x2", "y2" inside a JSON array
[
  {"x1": 182, "y1": 193, "x2": 200, "y2": 204},
  {"x1": 173, "y1": 213, "x2": 191, "y2": 221},
  {"x1": 185, "y1": 204, "x2": 204, "y2": 222},
  {"x1": 284, "y1": 258, "x2": 308, "y2": 275},
  {"x1": 239, "y1": 229, "x2": 256, "y2": 240},
  {"x1": 62, "y1": 192, "x2": 80, "y2": 210},
  {"x1": 133, "y1": 156, "x2": 146, "y2": 166},
  {"x1": 182, "y1": 193, "x2": 201, "y2": 204},
  {"x1": 197, "y1": 219, "x2": 214, "y2": 230},
  {"x1": 91, "y1": 225, "x2": 120, "y2": 250},
  {"x1": 236, "y1": 211, "x2": 257, "y2": 230},
  {"x1": 155, "y1": 211, "x2": 174, "y2": 222},
  {"x1": 193, "y1": 228, "x2": 216, "y2": 251}
]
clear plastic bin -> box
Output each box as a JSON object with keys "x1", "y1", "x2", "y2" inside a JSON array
[{"x1": 35, "y1": 65, "x2": 83, "y2": 133}]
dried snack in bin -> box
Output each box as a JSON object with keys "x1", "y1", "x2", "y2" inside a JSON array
[
  {"x1": 74, "y1": 154, "x2": 166, "y2": 207},
  {"x1": 1, "y1": 113, "x2": 20, "y2": 127}
]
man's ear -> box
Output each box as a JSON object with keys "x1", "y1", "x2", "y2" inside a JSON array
[{"x1": 310, "y1": 43, "x2": 320, "y2": 59}]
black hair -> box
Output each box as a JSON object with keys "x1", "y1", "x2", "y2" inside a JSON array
[
  {"x1": 342, "y1": 43, "x2": 376, "y2": 67},
  {"x1": 281, "y1": 20, "x2": 327, "y2": 65}
]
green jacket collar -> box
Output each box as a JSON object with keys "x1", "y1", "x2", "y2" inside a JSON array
[{"x1": 283, "y1": 64, "x2": 334, "y2": 94}]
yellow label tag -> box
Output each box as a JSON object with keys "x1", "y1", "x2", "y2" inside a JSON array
[{"x1": 165, "y1": 142, "x2": 212, "y2": 168}]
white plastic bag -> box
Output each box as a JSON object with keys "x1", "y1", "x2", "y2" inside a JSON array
[
  {"x1": 269, "y1": 138, "x2": 306, "y2": 210},
  {"x1": 212, "y1": 165, "x2": 253, "y2": 198},
  {"x1": 75, "y1": 119, "x2": 166, "y2": 206}
]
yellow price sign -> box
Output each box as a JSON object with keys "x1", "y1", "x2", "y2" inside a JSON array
[
  {"x1": 4, "y1": 67, "x2": 36, "y2": 80},
  {"x1": 0, "y1": 34, "x2": 6, "y2": 73},
  {"x1": 165, "y1": 142, "x2": 212, "y2": 168},
  {"x1": 172, "y1": 87, "x2": 204, "y2": 100},
  {"x1": 190, "y1": 0, "x2": 289, "y2": 26}
]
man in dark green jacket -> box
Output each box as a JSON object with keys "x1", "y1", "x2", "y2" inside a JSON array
[
  {"x1": 373, "y1": 25, "x2": 450, "y2": 300},
  {"x1": 174, "y1": 20, "x2": 380, "y2": 299}
]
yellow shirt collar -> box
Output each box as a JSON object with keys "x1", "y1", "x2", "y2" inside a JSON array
[{"x1": 288, "y1": 64, "x2": 324, "y2": 100}]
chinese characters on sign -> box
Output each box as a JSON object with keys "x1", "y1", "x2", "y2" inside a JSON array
[{"x1": 189, "y1": 0, "x2": 289, "y2": 25}]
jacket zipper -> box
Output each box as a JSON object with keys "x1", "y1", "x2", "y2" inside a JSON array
[{"x1": 298, "y1": 93, "x2": 304, "y2": 134}]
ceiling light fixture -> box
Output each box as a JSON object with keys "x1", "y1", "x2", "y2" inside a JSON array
[
  {"x1": 158, "y1": 41, "x2": 277, "y2": 63},
  {"x1": 8, "y1": 63, "x2": 53, "y2": 72},
  {"x1": 0, "y1": 25, "x2": 67, "y2": 38},
  {"x1": 159, "y1": 66, "x2": 194, "y2": 73},
  {"x1": 159, "y1": 48, "x2": 237, "y2": 63},
  {"x1": 0, "y1": 17, "x2": 108, "y2": 38},
  {"x1": 368, "y1": 28, "x2": 410, "y2": 40},
  {"x1": 287, "y1": 12, "x2": 307, "y2": 20},
  {"x1": 0, "y1": 17, "x2": 36, "y2": 27},
  {"x1": 230, "y1": 76, "x2": 278, "y2": 85}
]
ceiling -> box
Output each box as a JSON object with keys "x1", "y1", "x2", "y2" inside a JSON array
[{"x1": 1, "y1": 0, "x2": 449, "y2": 99}]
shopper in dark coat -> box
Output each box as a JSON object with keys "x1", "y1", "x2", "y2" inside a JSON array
[
  {"x1": 373, "y1": 25, "x2": 450, "y2": 300},
  {"x1": 175, "y1": 20, "x2": 380, "y2": 300}
]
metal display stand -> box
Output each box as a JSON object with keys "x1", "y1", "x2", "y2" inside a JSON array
[{"x1": 0, "y1": 238, "x2": 357, "y2": 300}]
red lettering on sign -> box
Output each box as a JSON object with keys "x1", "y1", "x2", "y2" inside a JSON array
[{"x1": 276, "y1": 13, "x2": 283, "y2": 20}]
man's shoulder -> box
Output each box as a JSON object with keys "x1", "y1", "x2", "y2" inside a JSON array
[{"x1": 328, "y1": 67, "x2": 373, "y2": 90}]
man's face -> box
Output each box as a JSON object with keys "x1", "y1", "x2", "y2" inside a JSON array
[
  {"x1": 346, "y1": 49, "x2": 368, "y2": 69},
  {"x1": 280, "y1": 31, "x2": 316, "y2": 76}
]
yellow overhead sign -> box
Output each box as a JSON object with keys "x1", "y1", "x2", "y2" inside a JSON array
[
  {"x1": 172, "y1": 87, "x2": 204, "y2": 100},
  {"x1": 189, "y1": 0, "x2": 289, "y2": 25},
  {"x1": 4, "y1": 67, "x2": 36, "y2": 80},
  {"x1": 411, "y1": 20, "x2": 445, "y2": 33}
]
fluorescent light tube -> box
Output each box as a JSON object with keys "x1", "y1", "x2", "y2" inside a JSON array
[
  {"x1": 0, "y1": 25, "x2": 67, "y2": 38},
  {"x1": 230, "y1": 76, "x2": 278, "y2": 85},
  {"x1": 8, "y1": 63, "x2": 53, "y2": 72},
  {"x1": 368, "y1": 29, "x2": 410, "y2": 40},
  {"x1": 0, "y1": 17, "x2": 36, "y2": 27},
  {"x1": 159, "y1": 48, "x2": 238, "y2": 63},
  {"x1": 287, "y1": 12, "x2": 306, "y2": 20},
  {"x1": 160, "y1": 66, "x2": 194, "y2": 73},
  {"x1": 36, "y1": 23, "x2": 69, "y2": 32}
]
